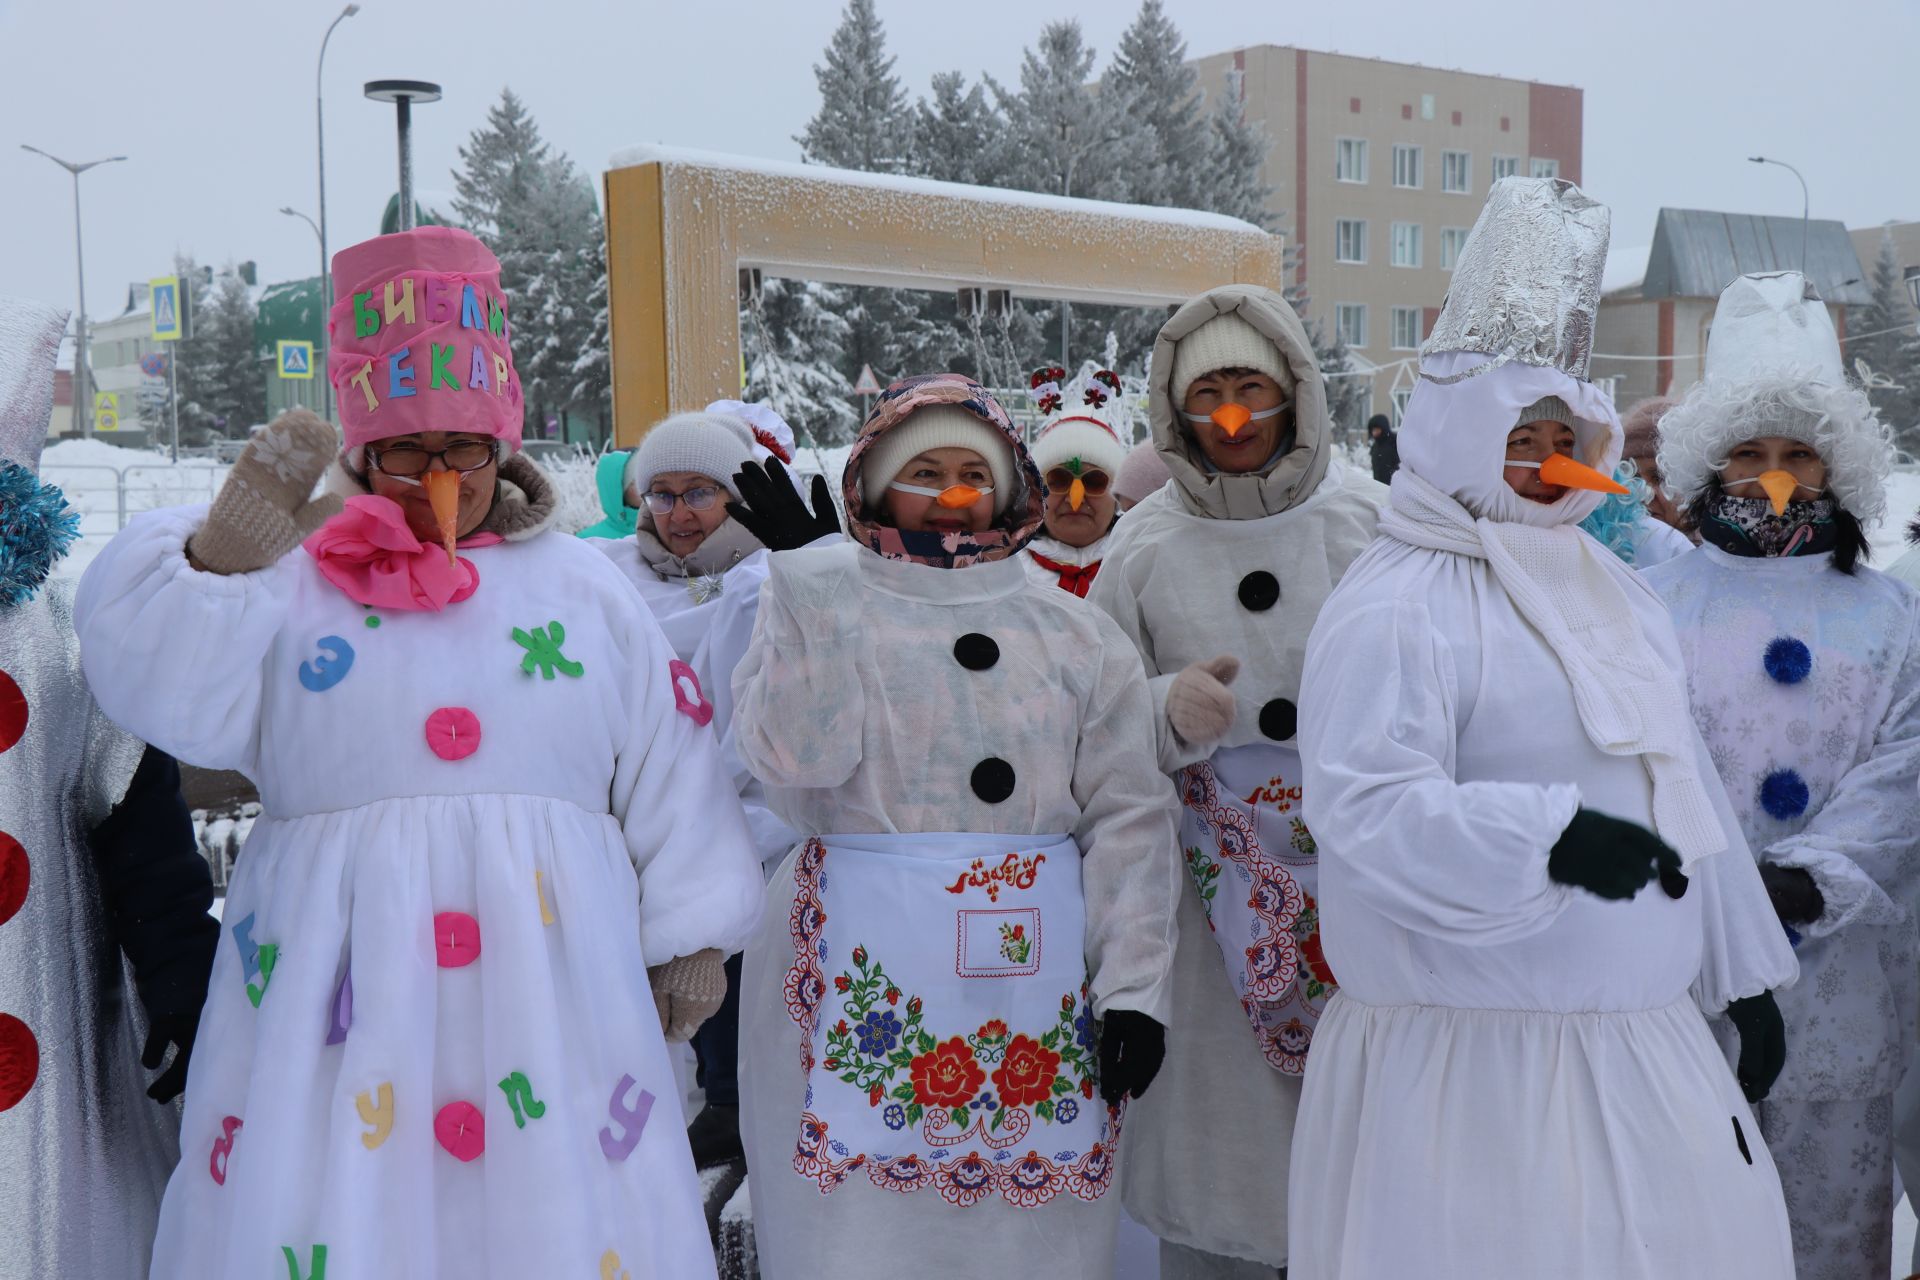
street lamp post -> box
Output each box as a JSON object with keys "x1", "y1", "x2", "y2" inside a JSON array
[
  {"x1": 316, "y1": 3, "x2": 359, "y2": 423},
  {"x1": 21, "y1": 145, "x2": 125, "y2": 438},
  {"x1": 1748, "y1": 155, "x2": 1810, "y2": 274},
  {"x1": 281, "y1": 207, "x2": 325, "y2": 413},
  {"x1": 365, "y1": 80, "x2": 443, "y2": 232}
]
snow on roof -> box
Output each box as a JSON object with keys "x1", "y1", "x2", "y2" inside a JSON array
[
  {"x1": 1602, "y1": 243, "x2": 1651, "y2": 297},
  {"x1": 606, "y1": 143, "x2": 1270, "y2": 237}
]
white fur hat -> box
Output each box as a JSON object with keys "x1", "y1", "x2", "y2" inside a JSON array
[{"x1": 1658, "y1": 272, "x2": 1893, "y2": 525}]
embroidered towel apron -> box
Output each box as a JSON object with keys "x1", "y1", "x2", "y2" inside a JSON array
[
  {"x1": 781, "y1": 832, "x2": 1122, "y2": 1209},
  {"x1": 1177, "y1": 742, "x2": 1336, "y2": 1075}
]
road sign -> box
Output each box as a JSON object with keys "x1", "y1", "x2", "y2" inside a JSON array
[
  {"x1": 150, "y1": 276, "x2": 184, "y2": 342},
  {"x1": 93, "y1": 392, "x2": 120, "y2": 431},
  {"x1": 277, "y1": 340, "x2": 316, "y2": 380},
  {"x1": 852, "y1": 363, "x2": 882, "y2": 395},
  {"x1": 139, "y1": 352, "x2": 168, "y2": 378}
]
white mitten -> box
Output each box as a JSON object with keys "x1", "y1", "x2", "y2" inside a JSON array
[{"x1": 1167, "y1": 655, "x2": 1240, "y2": 749}]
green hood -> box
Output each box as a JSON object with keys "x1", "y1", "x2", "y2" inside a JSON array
[{"x1": 576, "y1": 450, "x2": 640, "y2": 541}]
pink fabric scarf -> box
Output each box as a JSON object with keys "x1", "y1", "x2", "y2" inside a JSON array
[{"x1": 302, "y1": 494, "x2": 499, "y2": 611}]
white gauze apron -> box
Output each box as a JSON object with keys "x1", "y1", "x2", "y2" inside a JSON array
[
  {"x1": 1177, "y1": 742, "x2": 1336, "y2": 1075},
  {"x1": 780, "y1": 832, "x2": 1122, "y2": 1209}
]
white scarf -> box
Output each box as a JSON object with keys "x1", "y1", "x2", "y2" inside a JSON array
[{"x1": 1380, "y1": 469, "x2": 1725, "y2": 866}]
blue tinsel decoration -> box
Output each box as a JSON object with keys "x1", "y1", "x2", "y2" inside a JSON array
[
  {"x1": 1763, "y1": 636, "x2": 1812, "y2": 685},
  {"x1": 0, "y1": 461, "x2": 80, "y2": 607},
  {"x1": 1759, "y1": 768, "x2": 1811, "y2": 821},
  {"x1": 1577, "y1": 460, "x2": 1654, "y2": 566}
]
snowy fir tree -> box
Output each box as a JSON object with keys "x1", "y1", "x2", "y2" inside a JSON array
[
  {"x1": 1848, "y1": 232, "x2": 1920, "y2": 451},
  {"x1": 796, "y1": 0, "x2": 915, "y2": 174},
  {"x1": 1106, "y1": 0, "x2": 1212, "y2": 212},
  {"x1": 742, "y1": 276, "x2": 860, "y2": 446},
  {"x1": 170, "y1": 258, "x2": 265, "y2": 445},
  {"x1": 912, "y1": 72, "x2": 1006, "y2": 187},
  {"x1": 570, "y1": 262, "x2": 611, "y2": 419}
]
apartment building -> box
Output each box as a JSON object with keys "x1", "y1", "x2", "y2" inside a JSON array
[{"x1": 1189, "y1": 45, "x2": 1583, "y2": 421}]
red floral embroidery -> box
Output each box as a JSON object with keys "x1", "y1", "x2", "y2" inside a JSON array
[
  {"x1": 909, "y1": 1038, "x2": 986, "y2": 1109},
  {"x1": 991, "y1": 1035, "x2": 1061, "y2": 1110},
  {"x1": 1002, "y1": 1150, "x2": 1065, "y2": 1208}
]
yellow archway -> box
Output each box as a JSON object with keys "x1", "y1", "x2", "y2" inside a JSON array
[{"x1": 602, "y1": 146, "x2": 1285, "y2": 445}]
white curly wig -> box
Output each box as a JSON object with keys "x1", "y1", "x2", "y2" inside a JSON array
[{"x1": 1655, "y1": 369, "x2": 1894, "y2": 528}]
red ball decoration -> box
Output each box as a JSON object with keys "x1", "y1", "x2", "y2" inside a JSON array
[
  {"x1": 0, "y1": 833, "x2": 27, "y2": 927},
  {"x1": 0, "y1": 1014, "x2": 39, "y2": 1111},
  {"x1": 0, "y1": 671, "x2": 26, "y2": 755}
]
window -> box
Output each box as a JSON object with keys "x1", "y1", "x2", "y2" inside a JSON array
[
  {"x1": 1390, "y1": 222, "x2": 1423, "y2": 268},
  {"x1": 1335, "y1": 219, "x2": 1368, "y2": 264},
  {"x1": 1530, "y1": 157, "x2": 1560, "y2": 180},
  {"x1": 1392, "y1": 144, "x2": 1423, "y2": 189},
  {"x1": 1391, "y1": 387, "x2": 1414, "y2": 425},
  {"x1": 1391, "y1": 306, "x2": 1423, "y2": 350},
  {"x1": 1441, "y1": 150, "x2": 1471, "y2": 194},
  {"x1": 1440, "y1": 227, "x2": 1471, "y2": 270},
  {"x1": 1336, "y1": 137, "x2": 1368, "y2": 184},
  {"x1": 1334, "y1": 303, "x2": 1368, "y2": 349},
  {"x1": 1491, "y1": 155, "x2": 1520, "y2": 181}
]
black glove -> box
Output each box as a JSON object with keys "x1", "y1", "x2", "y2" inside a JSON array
[
  {"x1": 725, "y1": 457, "x2": 841, "y2": 552},
  {"x1": 1759, "y1": 863, "x2": 1824, "y2": 928},
  {"x1": 142, "y1": 1014, "x2": 197, "y2": 1104},
  {"x1": 1098, "y1": 1010, "x2": 1166, "y2": 1104},
  {"x1": 1547, "y1": 808, "x2": 1682, "y2": 901},
  {"x1": 1725, "y1": 991, "x2": 1787, "y2": 1103}
]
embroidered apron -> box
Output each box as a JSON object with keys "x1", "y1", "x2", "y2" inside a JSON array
[
  {"x1": 1177, "y1": 742, "x2": 1336, "y2": 1075},
  {"x1": 781, "y1": 832, "x2": 1121, "y2": 1209}
]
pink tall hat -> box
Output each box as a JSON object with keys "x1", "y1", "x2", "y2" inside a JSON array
[{"x1": 327, "y1": 226, "x2": 523, "y2": 453}]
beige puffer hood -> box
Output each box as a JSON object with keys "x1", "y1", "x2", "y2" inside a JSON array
[{"x1": 1149, "y1": 284, "x2": 1331, "y2": 520}]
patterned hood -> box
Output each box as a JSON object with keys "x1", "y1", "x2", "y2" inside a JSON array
[{"x1": 842, "y1": 372, "x2": 1045, "y2": 569}]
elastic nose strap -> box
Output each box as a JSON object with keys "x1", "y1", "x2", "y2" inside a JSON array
[
  {"x1": 1181, "y1": 401, "x2": 1291, "y2": 425},
  {"x1": 888, "y1": 481, "x2": 994, "y2": 500}
]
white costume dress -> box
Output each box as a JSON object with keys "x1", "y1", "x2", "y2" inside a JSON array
[
  {"x1": 76, "y1": 497, "x2": 764, "y2": 1279},
  {"x1": 1090, "y1": 285, "x2": 1382, "y2": 1271},
  {"x1": 1291, "y1": 346, "x2": 1798, "y2": 1279}
]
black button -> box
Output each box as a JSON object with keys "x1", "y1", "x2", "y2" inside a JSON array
[
  {"x1": 1238, "y1": 571, "x2": 1280, "y2": 612},
  {"x1": 954, "y1": 634, "x2": 1000, "y2": 671},
  {"x1": 971, "y1": 758, "x2": 1016, "y2": 803},
  {"x1": 1259, "y1": 698, "x2": 1298, "y2": 741}
]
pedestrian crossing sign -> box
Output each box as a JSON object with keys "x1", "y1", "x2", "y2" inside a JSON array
[
  {"x1": 93, "y1": 392, "x2": 120, "y2": 431},
  {"x1": 150, "y1": 276, "x2": 183, "y2": 342},
  {"x1": 277, "y1": 340, "x2": 316, "y2": 380}
]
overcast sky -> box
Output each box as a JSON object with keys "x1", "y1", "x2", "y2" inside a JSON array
[{"x1": 3, "y1": 0, "x2": 1916, "y2": 336}]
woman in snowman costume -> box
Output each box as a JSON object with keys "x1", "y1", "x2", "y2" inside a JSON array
[
  {"x1": 1019, "y1": 366, "x2": 1131, "y2": 598},
  {"x1": 1087, "y1": 283, "x2": 1382, "y2": 1278},
  {"x1": 75, "y1": 226, "x2": 764, "y2": 1279},
  {"x1": 1644, "y1": 270, "x2": 1920, "y2": 1279},
  {"x1": 726, "y1": 371, "x2": 1182, "y2": 1279},
  {"x1": 1291, "y1": 179, "x2": 1798, "y2": 1279}
]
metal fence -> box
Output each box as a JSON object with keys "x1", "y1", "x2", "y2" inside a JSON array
[{"x1": 45, "y1": 462, "x2": 228, "y2": 551}]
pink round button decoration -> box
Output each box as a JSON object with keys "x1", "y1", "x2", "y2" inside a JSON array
[
  {"x1": 434, "y1": 911, "x2": 481, "y2": 967},
  {"x1": 424, "y1": 707, "x2": 482, "y2": 761},
  {"x1": 669, "y1": 660, "x2": 713, "y2": 727},
  {"x1": 433, "y1": 1100, "x2": 485, "y2": 1162}
]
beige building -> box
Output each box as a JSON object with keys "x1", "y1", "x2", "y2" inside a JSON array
[{"x1": 1189, "y1": 44, "x2": 1583, "y2": 422}]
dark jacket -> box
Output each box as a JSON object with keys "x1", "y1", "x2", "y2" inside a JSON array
[{"x1": 1368, "y1": 428, "x2": 1400, "y2": 484}]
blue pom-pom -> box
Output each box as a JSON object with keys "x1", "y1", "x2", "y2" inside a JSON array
[
  {"x1": 1759, "y1": 768, "x2": 1811, "y2": 821},
  {"x1": 1763, "y1": 637, "x2": 1812, "y2": 685},
  {"x1": 0, "y1": 462, "x2": 80, "y2": 608}
]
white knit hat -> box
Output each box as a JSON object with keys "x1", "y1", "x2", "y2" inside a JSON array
[
  {"x1": 627, "y1": 411, "x2": 761, "y2": 500},
  {"x1": 1168, "y1": 312, "x2": 1295, "y2": 407},
  {"x1": 1516, "y1": 396, "x2": 1573, "y2": 429},
  {"x1": 860, "y1": 404, "x2": 1017, "y2": 515}
]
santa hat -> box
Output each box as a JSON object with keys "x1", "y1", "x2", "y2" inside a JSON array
[
  {"x1": 1028, "y1": 365, "x2": 1129, "y2": 481},
  {"x1": 705, "y1": 398, "x2": 795, "y2": 464},
  {"x1": 1658, "y1": 271, "x2": 1893, "y2": 525},
  {"x1": 328, "y1": 226, "x2": 523, "y2": 453}
]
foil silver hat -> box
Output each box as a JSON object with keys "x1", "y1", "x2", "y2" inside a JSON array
[
  {"x1": 1421, "y1": 177, "x2": 1610, "y2": 383},
  {"x1": 0, "y1": 296, "x2": 70, "y2": 474}
]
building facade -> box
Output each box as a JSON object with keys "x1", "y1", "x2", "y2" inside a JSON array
[{"x1": 1188, "y1": 44, "x2": 1583, "y2": 422}]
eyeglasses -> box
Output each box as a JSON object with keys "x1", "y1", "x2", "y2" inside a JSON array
[
  {"x1": 644, "y1": 486, "x2": 723, "y2": 516},
  {"x1": 368, "y1": 439, "x2": 499, "y2": 478},
  {"x1": 1045, "y1": 467, "x2": 1110, "y2": 495}
]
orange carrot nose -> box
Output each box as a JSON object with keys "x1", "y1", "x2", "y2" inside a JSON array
[
  {"x1": 1210, "y1": 403, "x2": 1253, "y2": 438},
  {"x1": 1757, "y1": 470, "x2": 1799, "y2": 517},
  {"x1": 423, "y1": 469, "x2": 463, "y2": 566},
  {"x1": 936, "y1": 484, "x2": 985, "y2": 509},
  {"x1": 1538, "y1": 452, "x2": 1630, "y2": 496},
  {"x1": 1068, "y1": 477, "x2": 1087, "y2": 511}
]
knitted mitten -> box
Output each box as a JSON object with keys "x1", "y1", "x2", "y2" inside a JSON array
[
  {"x1": 648, "y1": 947, "x2": 728, "y2": 1043},
  {"x1": 1166, "y1": 655, "x2": 1240, "y2": 749},
  {"x1": 187, "y1": 410, "x2": 343, "y2": 575}
]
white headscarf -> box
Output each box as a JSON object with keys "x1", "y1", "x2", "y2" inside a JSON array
[{"x1": 1381, "y1": 354, "x2": 1726, "y2": 865}]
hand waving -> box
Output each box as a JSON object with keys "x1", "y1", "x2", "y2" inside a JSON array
[{"x1": 726, "y1": 457, "x2": 841, "y2": 552}]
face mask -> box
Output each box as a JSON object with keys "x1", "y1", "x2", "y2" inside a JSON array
[
  {"x1": 889, "y1": 481, "x2": 992, "y2": 509},
  {"x1": 1181, "y1": 401, "x2": 1290, "y2": 439},
  {"x1": 1698, "y1": 491, "x2": 1839, "y2": 559}
]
